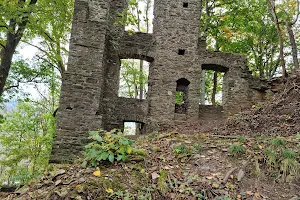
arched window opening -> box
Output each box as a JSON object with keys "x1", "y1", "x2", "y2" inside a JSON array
[
  {"x1": 200, "y1": 64, "x2": 228, "y2": 105},
  {"x1": 175, "y1": 78, "x2": 190, "y2": 114},
  {"x1": 118, "y1": 59, "x2": 150, "y2": 99},
  {"x1": 125, "y1": 0, "x2": 154, "y2": 33}
]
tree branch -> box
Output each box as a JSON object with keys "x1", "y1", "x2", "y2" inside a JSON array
[
  {"x1": 0, "y1": 25, "x2": 8, "y2": 29},
  {"x1": 0, "y1": 43, "x2": 5, "y2": 49}
]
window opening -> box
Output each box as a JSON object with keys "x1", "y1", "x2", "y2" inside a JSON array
[
  {"x1": 175, "y1": 78, "x2": 190, "y2": 114},
  {"x1": 183, "y1": 2, "x2": 189, "y2": 8},
  {"x1": 178, "y1": 49, "x2": 186, "y2": 55},
  {"x1": 124, "y1": 121, "x2": 144, "y2": 135},
  {"x1": 125, "y1": 0, "x2": 154, "y2": 33},
  {"x1": 119, "y1": 59, "x2": 149, "y2": 99},
  {"x1": 200, "y1": 64, "x2": 227, "y2": 105}
]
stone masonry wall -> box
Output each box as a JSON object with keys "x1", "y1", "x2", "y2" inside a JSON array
[{"x1": 51, "y1": 0, "x2": 272, "y2": 163}]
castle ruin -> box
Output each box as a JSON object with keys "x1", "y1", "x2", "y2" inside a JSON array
[{"x1": 51, "y1": 0, "x2": 268, "y2": 163}]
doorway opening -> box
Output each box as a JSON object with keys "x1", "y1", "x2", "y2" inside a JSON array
[
  {"x1": 175, "y1": 78, "x2": 190, "y2": 114},
  {"x1": 123, "y1": 121, "x2": 144, "y2": 135}
]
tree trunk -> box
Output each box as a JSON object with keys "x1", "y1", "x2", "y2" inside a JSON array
[
  {"x1": 267, "y1": 0, "x2": 287, "y2": 77},
  {"x1": 286, "y1": 23, "x2": 299, "y2": 69},
  {"x1": 212, "y1": 71, "x2": 217, "y2": 106},
  {"x1": 200, "y1": 70, "x2": 206, "y2": 104},
  {"x1": 0, "y1": 0, "x2": 38, "y2": 96},
  {"x1": 139, "y1": 60, "x2": 144, "y2": 99},
  {"x1": 0, "y1": 31, "x2": 19, "y2": 96}
]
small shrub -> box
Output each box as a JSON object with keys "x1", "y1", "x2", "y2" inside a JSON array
[
  {"x1": 228, "y1": 144, "x2": 246, "y2": 156},
  {"x1": 173, "y1": 144, "x2": 201, "y2": 157},
  {"x1": 173, "y1": 145, "x2": 191, "y2": 156},
  {"x1": 263, "y1": 146, "x2": 299, "y2": 180},
  {"x1": 263, "y1": 149, "x2": 277, "y2": 167},
  {"x1": 270, "y1": 138, "x2": 285, "y2": 147},
  {"x1": 237, "y1": 136, "x2": 247, "y2": 143},
  {"x1": 82, "y1": 129, "x2": 144, "y2": 167}
]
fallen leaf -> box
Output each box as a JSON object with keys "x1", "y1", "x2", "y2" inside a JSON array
[
  {"x1": 212, "y1": 183, "x2": 219, "y2": 189},
  {"x1": 106, "y1": 188, "x2": 114, "y2": 193},
  {"x1": 237, "y1": 169, "x2": 244, "y2": 181},
  {"x1": 76, "y1": 184, "x2": 84, "y2": 193},
  {"x1": 93, "y1": 170, "x2": 101, "y2": 177},
  {"x1": 55, "y1": 180, "x2": 62, "y2": 186},
  {"x1": 254, "y1": 192, "x2": 260, "y2": 197},
  {"x1": 151, "y1": 172, "x2": 160, "y2": 180}
]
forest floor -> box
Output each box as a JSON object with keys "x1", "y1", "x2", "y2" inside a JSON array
[{"x1": 1, "y1": 75, "x2": 300, "y2": 200}]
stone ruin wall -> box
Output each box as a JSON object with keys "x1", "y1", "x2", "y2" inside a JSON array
[{"x1": 50, "y1": 0, "x2": 275, "y2": 163}]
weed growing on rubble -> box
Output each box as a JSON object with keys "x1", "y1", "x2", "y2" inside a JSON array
[
  {"x1": 228, "y1": 144, "x2": 246, "y2": 156},
  {"x1": 173, "y1": 144, "x2": 201, "y2": 157},
  {"x1": 82, "y1": 129, "x2": 145, "y2": 167},
  {"x1": 262, "y1": 137, "x2": 299, "y2": 180}
]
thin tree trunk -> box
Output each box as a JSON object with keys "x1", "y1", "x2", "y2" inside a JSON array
[
  {"x1": 267, "y1": 0, "x2": 287, "y2": 77},
  {"x1": 0, "y1": 28, "x2": 19, "y2": 96},
  {"x1": 212, "y1": 71, "x2": 217, "y2": 106},
  {"x1": 139, "y1": 60, "x2": 144, "y2": 99},
  {"x1": 286, "y1": 23, "x2": 299, "y2": 69},
  {"x1": 200, "y1": 70, "x2": 206, "y2": 104},
  {"x1": 0, "y1": 0, "x2": 38, "y2": 96}
]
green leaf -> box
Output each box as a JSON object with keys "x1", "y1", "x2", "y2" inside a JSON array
[
  {"x1": 126, "y1": 147, "x2": 133, "y2": 154},
  {"x1": 81, "y1": 161, "x2": 87, "y2": 168},
  {"x1": 117, "y1": 154, "x2": 123, "y2": 161},
  {"x1": 100, "y1": 152, "x2": 109, "y2": 160},
  {"x1": 108, "y1": 154, "x2": 114, "y2": 163}
]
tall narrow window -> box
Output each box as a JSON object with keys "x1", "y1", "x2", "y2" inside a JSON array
[
  {"x1": 125, "y1": 0, "x2": 154, "y2": 33},
  {"x1": 200, "y1": 64, "x2": 228, "y2": 105},
  {"x1": 119, "y1": 59, "x2": 149, "y2": 99},
  {"x1": 175, "y1": 78, "x2": 190, "y2": 114}
]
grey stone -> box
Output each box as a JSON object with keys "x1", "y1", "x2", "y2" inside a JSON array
[{"x1": 50, "y1": 0, "x2": 279, "y2": 163}]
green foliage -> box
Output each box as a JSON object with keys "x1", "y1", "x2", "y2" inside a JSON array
[
  {"x1": 262, "y1": 138, "x2": 299, "y2": 180},
  {"x1": 158, "y1": 170, "x2": 168, "y2": 194},
  {"x1": 83, "y1": 129, "x2": 145, "y2": 167},
  {"x1": 0, "y1": 0, "x2": 73, "y2": 97},
  {"x1": 203, "y1": 70, "x2": 224, "y2": 105},
  {"x1": 173, "y1": 144, "x2": 201, "y2": 157},
  {"x1": 119, "y1": 59, "x2": 149, "y2": 99},
  {"x1": 0, "y1": 101, "x2": 55, "y2": 186},
  {"x1": 270, "y1": 138, "x2": 285, "y2": 147},
  {"x1": 228, "y1": 144, "x2": 246, "y2": 156},
  {"x1": 175, "y1": 91, "x2": 184, "y2": 104},
  {"x1": 200, "y1": 0, "x2": 284, "y2": 78},
  {"x1": 237, "y1": 136, "x2": 247, "y2": 143}
]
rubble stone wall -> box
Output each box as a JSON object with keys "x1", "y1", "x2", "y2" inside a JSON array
[{"x1": 51, "y1": 0, "x2": 274, "y2": 163}]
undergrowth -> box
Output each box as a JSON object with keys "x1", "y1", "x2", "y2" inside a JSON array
[{"x1": 82, "y1": 129, "x2": 145, "y2": 167}]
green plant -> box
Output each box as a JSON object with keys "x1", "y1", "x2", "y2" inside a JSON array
[
  {"x1": 228, "y1": 144, "x2": 246, "y2": 156},
  {"x1": 263, "y1": 146, "x2": 299, "y2": 180},
  {"x1": 109, "y1": 187, "x2": 153, "y2": 200},
  {"x1": 173, "y1": 144, "x2": 200, "y2": 157},
  {"x1": 270, "y1": 138, "x2": 285, "y2": 147},
  {"x1": 237, "y1": 136, "x2": 247, "y2": 143},
  {"x1": 82, "y1": 129, "x2": 144, "y2": 167},
  {"x1": 281, "y1": 149, "x2": 299, "y2": 179}
]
